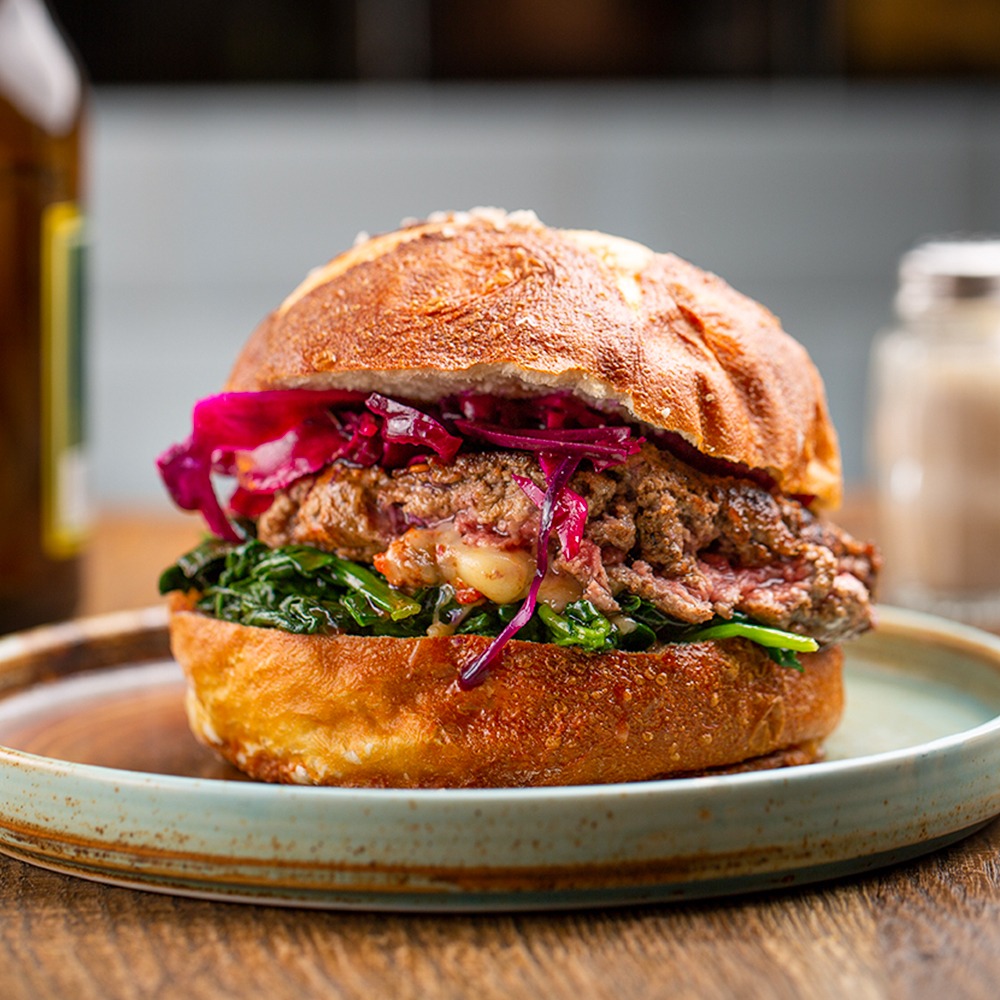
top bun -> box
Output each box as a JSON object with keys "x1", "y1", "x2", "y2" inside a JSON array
[{"x1": 227, "y1": 208, "x2": 842, "y2": 508}]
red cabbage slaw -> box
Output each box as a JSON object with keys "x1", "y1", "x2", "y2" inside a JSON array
[
  {"x1": 157, "y1": 388, "x2": 643, "y2": 684},
  {"x1": 510, "y1": 473, "x2": 586, "y2": 561},
  {"x1": 458, "y1": 453, "x2": 581, "y2": 689},
  {"x1": 156, "y1": 389, "x2": 463, "y2": 541}
]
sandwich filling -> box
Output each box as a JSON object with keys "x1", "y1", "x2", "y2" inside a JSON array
[{"x1": 158, "y1": 389, "x2": 877, "y2": 687}]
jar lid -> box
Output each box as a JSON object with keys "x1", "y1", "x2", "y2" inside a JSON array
[
  {"x1": 897, "y1": 239, "x2": 1000, "y2": 317},
  {"x1": 896, "y1": 238, "x2": 1000, "y2": 317}
]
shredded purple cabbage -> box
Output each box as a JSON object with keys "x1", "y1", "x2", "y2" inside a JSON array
[
  {"x1": 512, "y1": 474, "x2": 587, "y2": 561},
  {"x1": 365, "y1": 393, "x2": 462, "y2": 465},
  {"x1": 157, "y1": 437, "x2": 236, "y2": 540},
  {"x1": 458, "y1": 454, "x2": 582, "y2": 690},
  {"x1": 451, "y1": 420, "x2": 641, "y2": 471},
  {"x1": 156, "y1": 389, "x2": 364, "y2": 541},
  {"x1": 156, "y1": 389, "x2": 463, "y2": 540},
  {"x1": 157, "y1": 387, "x2": 644, "y2": 684},
  {"x1": 451, "y1": 391, "x2": 608, "y2": 430}
]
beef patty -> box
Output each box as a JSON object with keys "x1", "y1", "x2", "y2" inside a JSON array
[{"x1": 257, "y1": 444, "x2": 878, "y2": 647}]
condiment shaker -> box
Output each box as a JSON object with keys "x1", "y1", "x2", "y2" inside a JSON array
[{"x1": 870, "y1": 238, "x2": 1000, "y2": 629}]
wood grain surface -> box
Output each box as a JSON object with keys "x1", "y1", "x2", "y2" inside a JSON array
[{"x1": 0, "y1": 506, "x2": 998, "y2": 1000}]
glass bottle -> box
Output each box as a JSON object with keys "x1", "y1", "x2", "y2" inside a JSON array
[
  {"x1": 0, "y1": 0, "x2": 88, "y2": 632},
  {"x1": 870, "y1": 239, "x2": 1000, "y2": 629}
]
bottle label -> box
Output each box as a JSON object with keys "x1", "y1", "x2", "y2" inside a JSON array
[{"x1": 40, "y1": 201, "x2": 88, "y2": 558}]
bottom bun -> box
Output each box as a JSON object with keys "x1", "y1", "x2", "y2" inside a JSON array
[{"x1": 168, "y1": 597, "x2": 844, "y2": 788}]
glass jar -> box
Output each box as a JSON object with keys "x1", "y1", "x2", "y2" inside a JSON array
[
  {"x1": 0, "y1": 0, "x2": 88, "y2": 632},
  {"x1": 870, "y1": 239, "x2": 1000, "y2": 629}
]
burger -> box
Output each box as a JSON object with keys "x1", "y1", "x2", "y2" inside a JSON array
[{"x1": 156, "y1": 208, "x2": 879, "y2": 788}]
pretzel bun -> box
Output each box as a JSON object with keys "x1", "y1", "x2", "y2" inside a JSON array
[
  {"x1": 169, "y1": 595, "x2": 843, "y2": 788},
  {"x1": 228, "y1": 208, "x2": 842, "y2": 509}
]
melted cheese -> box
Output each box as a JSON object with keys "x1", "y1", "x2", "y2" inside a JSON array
[
  {"x1": 376, "y1": 520, "x2": 592, "y2": 611},
  {"x1": 441, "y1": 538, "x2": 534, "y2": 605},
  {"x1": 536, "y1": 571, "x2": 583, "y2": 612},
  {"x1": 378, "y1": 525, "x2": 535, "y2": 605}
]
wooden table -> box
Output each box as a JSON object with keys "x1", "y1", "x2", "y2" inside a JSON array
[{"x1": 2, "y1": 510, "x2": 999, "y2": 1000}]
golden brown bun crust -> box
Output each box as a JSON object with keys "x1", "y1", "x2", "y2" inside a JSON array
[
  {"x1": 227, "y1": 209, "x2": 841, "y2": 507},
  {"x1": 168, "y1": 598, "x2": 844, "y2": 788}
]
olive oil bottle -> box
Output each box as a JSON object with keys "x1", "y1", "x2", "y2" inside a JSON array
[{"x1": 0, "y1": 0, "x2": 87, "y2": 632}]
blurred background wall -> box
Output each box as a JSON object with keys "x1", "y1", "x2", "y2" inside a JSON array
[{"x1": 47, "y1": 0, "x2": 1000, "y2": 508}]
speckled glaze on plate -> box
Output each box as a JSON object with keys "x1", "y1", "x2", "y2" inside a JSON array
[{"x1": 0, "y1": 605, "x2": 998, "y2": 911}]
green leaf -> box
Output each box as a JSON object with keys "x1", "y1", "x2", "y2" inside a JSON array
[
  {"x1": 159, "y1": 539, "x2": 818, "y2": 671},
  {"x1": 537, "y1": 600, "x2": 616, "y2": 652},
  {"x1": 615, "y1": 620, "x2": 657, "y2": 652},
  {"x1": 457, "y1": 606, "x2": 507, "y2": 637},
  {"x1": 340, "y1": 589, "x2": 386, "y2": 628},
  {"x1": 764, "y1": 645, "x2": 807, "y2": 672},
  {"x1": 615, "y1": 593, "x2": 698, "y2": 641},
  {"x1": 323, "y1": 557, "x2": 422, "y2": 621},
  {"x1": 158, "y1": 537, "x2": 230, "y2": 595},
  {"x1": 682, "y1": 620, "x2": 819, "y2": 653}
]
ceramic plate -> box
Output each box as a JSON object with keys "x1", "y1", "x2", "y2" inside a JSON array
[{"x1": 0, "y1": 605, "x2": 998, "y2": 911}]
